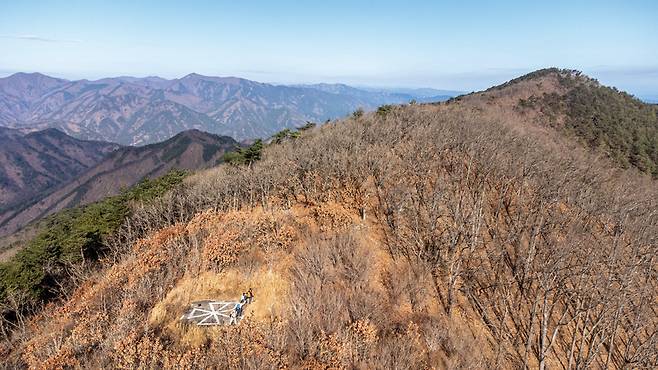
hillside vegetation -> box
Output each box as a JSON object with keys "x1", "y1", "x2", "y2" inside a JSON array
[
  {"x1": 561, "y1": 81, "x2": 658, "y2": 175},
  {"x1": 2, "y1": 89, "x2": 656, "y2": 369},
  {"x1": 0, "y1": 170, "x2": 187, "y2": 334},
  {"x1": 474, "y1": 68, "x2": 658, "y2": 177}
]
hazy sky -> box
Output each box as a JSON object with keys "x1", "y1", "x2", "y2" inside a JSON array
[{"x1": 1, "y1": 0, "x2": 657, "y2": 96}]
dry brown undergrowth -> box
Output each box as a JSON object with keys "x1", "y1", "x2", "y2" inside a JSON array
[{"x1": 6, "y1": 102, "x2": 657, "y2": 369}]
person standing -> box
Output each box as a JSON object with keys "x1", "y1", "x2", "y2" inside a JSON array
[
  {"x1": 247, "y1": 288, "x2": 254, "y2": 304},
  {"x1": 235, "y1": 302, "x2": 243, "y2": 317},
  {"x1": 229, "y1": 309, "x2": 237, "y2": 325}
]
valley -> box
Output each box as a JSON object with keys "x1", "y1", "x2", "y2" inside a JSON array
[{"x1": 0, "y1": 129, "x2": 238, "y2": 238}]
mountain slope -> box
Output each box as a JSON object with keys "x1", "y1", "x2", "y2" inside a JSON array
[
  {"x1": 447, "y1": 68, "x2": 658, "y2": 176},
  {"x1": 0, "y1": 72, "x2": 69, "y2": 123},
  {"x1": 3, "y1": 70, "x2": 656, "y2": 369},
  {"x1": 0, "y1": 73, "x2": 458, "y2": 145},
  {"x1": 0, "y1": 127, "x2": 119, "y2": 211},
  {"x1": 0, "y1": 130, "x2": 238, "y2": 237}
]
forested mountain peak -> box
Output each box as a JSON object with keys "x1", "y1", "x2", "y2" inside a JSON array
[{"x1": 450, "y1": 68, "x2": 658, "y2": 176}]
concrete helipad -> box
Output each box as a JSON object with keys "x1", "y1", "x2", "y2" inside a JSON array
[{"x1": 180, "y1": 300, "x2": 242, "y2": 326}]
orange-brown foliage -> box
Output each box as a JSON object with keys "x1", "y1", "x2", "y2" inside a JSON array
[{"x1": 5, "y1": 97, "x2": 657, "y2": 369}]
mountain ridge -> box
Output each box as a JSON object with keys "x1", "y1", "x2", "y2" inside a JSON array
[
  {"x1": 1, "y1": 69, "x2": 657, "y2": 369},
  {"x1": 0, "y1": 127, "x2": 119, "y2": 212},
  {"x1": 444, "y1": 68, "x2": 658, "y2": 176},
  {"x1": 0, "y1": 72, "x2": 458, "y2": 145},
  {"x1": 0, "y1": 128, "x2": 238, "y2": 237}
]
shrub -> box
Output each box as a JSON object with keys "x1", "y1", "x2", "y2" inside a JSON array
[
  {"x1": 223, "y1": 140, "x2": 263, "y2": 166},
  {"x1": 376, "y1": 105, "x2": 393, "y2": 117},
  {"x1": 298, "y1": 122, "x2": 317, "y2": 131},
  {"x1": 271, "y1": 129, "x2": 300, "y2": 145}
]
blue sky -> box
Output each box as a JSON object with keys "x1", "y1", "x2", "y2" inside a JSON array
[{"x1": 1, "y1": 0, "x2": 657, "y2": 96}]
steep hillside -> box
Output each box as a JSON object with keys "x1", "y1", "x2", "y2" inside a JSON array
[
  {"x1": 0, "y1": 170, "x2": 188, "y2": 318},
  {"x1": 3, "y1": 85, "x2": 656, "y2": 369},
  {"x1": 0, "y1": 72, "x2": 455, "y2": 145},
  {"x1": 0, "y1": 127, "x2": 119, "y2": 211},
  {"x1": 0, "y1": 130, "x2": 238, "y2": 237},
  {"x1": 448, "y1": 68, "x2": 658, "y2": 176}
]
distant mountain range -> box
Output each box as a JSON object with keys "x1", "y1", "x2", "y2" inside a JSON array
[
  {"x1": 0, "y1": 128, "x2": 237, "y2": 237},
  {"x1": 291, "y1": 83, "x2": 461, "y2": 103},
  {"x1": 355, "y1": 86, "x2": 464, "y2": 100},
  {"x1": 0, "y1": 72, "x2": 458, "y2": 145}
]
